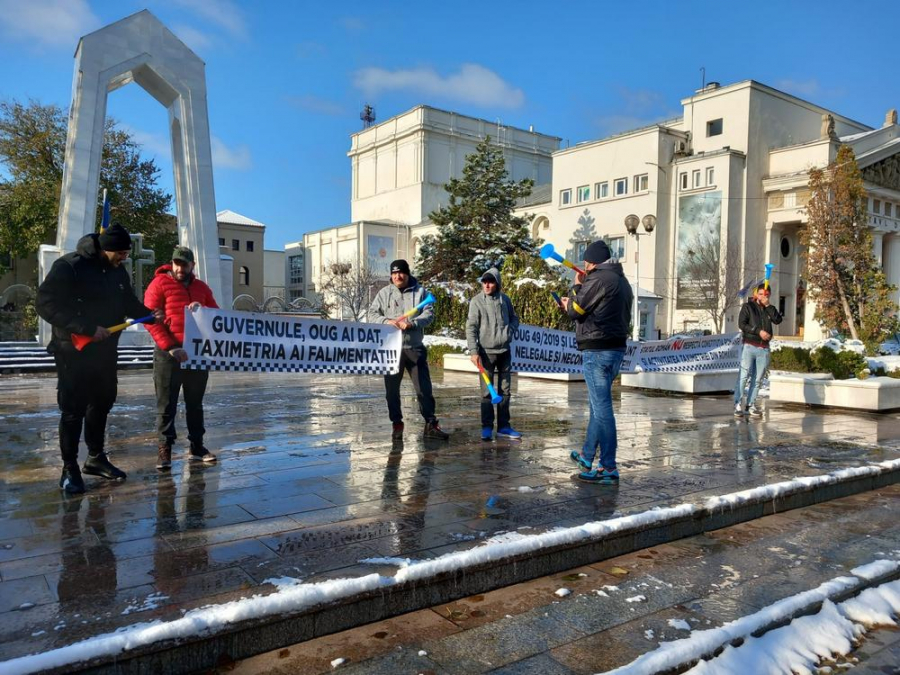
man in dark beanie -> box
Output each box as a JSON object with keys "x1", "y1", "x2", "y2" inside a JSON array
[
  {"x1": 368, "y1": 259, "x2": 449, "y2": 440},
  {"x1": 560, "y1": 239, "x2": 632, "y2": 484},
  {"x1": 37, "y1": 223, "x2": 163, "y2": 494}
]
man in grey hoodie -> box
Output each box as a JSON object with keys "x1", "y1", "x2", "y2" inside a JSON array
[
  {"x1": 466, "y1": 268, "x2": 521, "y2": 441},
  {"x1": 369, "y1": 259, "x2": 450, "y2": 441}
]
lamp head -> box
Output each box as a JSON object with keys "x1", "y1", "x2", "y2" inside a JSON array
[
  {"x1": 642, "y1": 214, "x2": 657, "y2": 233},
  {"x1": 624, "y1": 214, "x2": 640, "y2": 235}
]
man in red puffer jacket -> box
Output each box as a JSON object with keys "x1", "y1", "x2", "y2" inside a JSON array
[{"x1": 144, "y1": 246, "x2": 219, "y2": 470}]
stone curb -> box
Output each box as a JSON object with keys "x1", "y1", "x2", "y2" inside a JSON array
[{"x1": 40, "y1": 465, "x2": 900, "y2": 675}]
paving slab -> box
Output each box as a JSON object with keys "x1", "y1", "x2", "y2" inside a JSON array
[{"x1": 0, "y1": 368, "x2": 899, "y2": 670}]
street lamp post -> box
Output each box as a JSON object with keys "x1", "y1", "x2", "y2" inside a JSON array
[{"x1": 624, "y1": 214, "x2": 657, "y2": 341}]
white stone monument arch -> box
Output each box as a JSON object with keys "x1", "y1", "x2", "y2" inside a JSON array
[{"x1": 49, "y1": 9, "x2": 223, "y2": 301}]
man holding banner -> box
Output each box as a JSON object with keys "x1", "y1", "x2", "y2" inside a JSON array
[
  {"x1": 368, "y1": 260, "x2": 449, "y2": 440},
  {"x1": 466, "y1": 267, "x2": 521, "y2": 441},
  {"x1": 560, "y1": 240, "x2": 632, "y2": 484},
  {"x1": 144, "y1": 246, "x2": 219, "y2": 470},
  {"x1": 734, "y1": 284, "x2": 782, "y2": 417},
  {"x1": 37, "y1": 223, "x2": 162, "y2": 494}
]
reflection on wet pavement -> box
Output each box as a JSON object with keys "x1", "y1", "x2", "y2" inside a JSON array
[{"x1": 1, "y1": 368, "x2": 899, "y2": 661}]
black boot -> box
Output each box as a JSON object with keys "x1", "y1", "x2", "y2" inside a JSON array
[
  {"x1": 59, "y1": 463, "x2": 86, "y2": 494},
  {"x1": 83, "y1": 452, "x2": 127, "y2": 480},
  {"x1": 189, "y1": 443, "x2": 217, "y2": 463},
  {"x1": 423, "y1": 419, "x2": 450, "y2": 440}
]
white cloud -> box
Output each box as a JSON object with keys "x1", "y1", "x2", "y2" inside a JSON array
[
  {"x1": 0, "y1": 0, "x2": 98, "y2": 49},
  {"x1": 339, "y1": 16, "x2": 365, "y2": 32},
  {"x1": 776, "y1": 79, "x2": 821, "y2": 98},
  {"x1": 211, "y1": 136, "x2": 252, "y2": 170},
  {"x1": 353, "y1": 63, "x2": 524, "y2": 109},
  {"x1": 170, "y1": 0, "x2": 247, "y2": 39},
  {"x1": 286, "y1": 94, "x2": 345, "y2": 117},
  {"x1": 123, "y1": 126, "x2": 171, "y2": 160},
  {"x1": 171, "y1": 23, "x2": 212, "y2": 53}
]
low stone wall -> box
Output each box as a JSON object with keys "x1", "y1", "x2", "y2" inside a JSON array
[
  {"x1": 620, "y1": 369, "x2": 738, "y2": 394},
  {"x1": 770, "y1": 372, "x2": 900, "y2": 411}
]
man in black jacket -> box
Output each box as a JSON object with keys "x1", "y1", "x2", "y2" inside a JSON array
[
  {"x1": 561, "y1": 240, "x2": 633, "y2": 484},
  {"x1": 734, "y1": 284, "x2": 783, "y2": 417},
  {"x1": 37, "y1": 224, "x2": 161, "y2": 494}
]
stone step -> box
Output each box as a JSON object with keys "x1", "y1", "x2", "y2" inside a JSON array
[{"x1": 0, "y1": 343, "x2": 155, "y2": 373}]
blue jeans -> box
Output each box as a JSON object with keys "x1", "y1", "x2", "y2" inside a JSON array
[
  {"x1": 582, "y1": 349, "x2": 625, "y2": 470},
  {"x1": 734, "y1": 344, "x2": 770, "y2": 407}
]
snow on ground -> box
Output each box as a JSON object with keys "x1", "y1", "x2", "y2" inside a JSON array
[
  {"x1": 4, "y1": 463, "x2": 900, "y2": 675},
  {"x1": 606, "y1": 563, "x2": 900, "y2": 675},
  {"x1": 422, "y1": 335, "x2": 467, "y2": 350}
]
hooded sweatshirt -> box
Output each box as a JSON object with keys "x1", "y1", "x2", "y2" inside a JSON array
[
  {"x1": 36, "y1": 233, "x2": 152, "y2": 354},
  {"x1": 368, "y1": 275, "x2": 433, "y2": 348},
  {"x1": 466, "y1": 267, "x2": 520, "y2": 354},
  {"x1": 565, "y1": 260, "x2": 632, "y2": 350}
]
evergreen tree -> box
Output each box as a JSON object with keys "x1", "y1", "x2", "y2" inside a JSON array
[
  {"x1": 417, "y1": 137, "x2": 536, "y2": 282},
  {"x1": 801, "y1": 145, "x2": 898, "y2": 350}
]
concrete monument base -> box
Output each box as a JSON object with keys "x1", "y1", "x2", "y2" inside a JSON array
[
  {"x1": 620, "y1": 369, "x2": 738, "y2": 394},
  {"x1": 442, "y1": 353, "x2": 584, "y2": 382},
  {"x1": 769, "y1": 372, "x2": 900, "y2": 411}
]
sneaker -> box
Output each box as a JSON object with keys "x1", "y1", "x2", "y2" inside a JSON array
[
  {"x1": 59, "y1": 464, "x2": 85, "y2": 494},
  {"x1": 481, "y1": 427, "x2": 493, "y2": 441},
  {"x1": 392, "y1": 422, "x2": 404, "y2": 440},
  {"x1": 156, "y1": 443, "x2": 172, "y2": 471},
  {"x1": 423, "y1": 420, "x2": 450, "y2": 440},
  {"x1": 83, "y1": 452, "x2": 126, "y2": 480},
  {"x1": 749, "y1": 404, "x2": 763, "y2": 418},
  {"x1": 189, "y1": 444, "x2": 217, "y2": 463},
  {"x1": 496, "y1": 427, "x2": 522, "y2": 440},
  {"x1": 570, "y1": 450, "x2": 592, "y2": 471},
  {"x1": 578, "y1": 467, "x2": 619, "y2": 484},
  {"x1": 734, "y1": 403, "x2": 745, "y2": 417}
]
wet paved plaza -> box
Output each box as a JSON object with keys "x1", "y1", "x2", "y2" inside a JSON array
[{"x1": 1, "y1": 367, "x2": 900, "y2": 664}]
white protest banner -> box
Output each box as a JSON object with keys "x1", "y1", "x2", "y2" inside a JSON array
[
  {"x1": 510, "y1": 324, "x2": 583, "y2": 373},
  {"x1": 182, "y1": 307, "x2": 402, "y2": 375},
  {"x1": 622, "y1": 332, "x2": 741, "y2": 373}
]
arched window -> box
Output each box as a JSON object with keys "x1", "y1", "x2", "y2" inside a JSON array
[
  {"x1": 532, "y1": 216, "x2": 550, "y2": 239},
  {"x1": 239, "y1": 266, "x2": 249, "y2": 286}
]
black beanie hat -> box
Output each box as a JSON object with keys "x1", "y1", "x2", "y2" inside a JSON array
[
  {"x1": 583, "y1": 240, "x2": 611, "y2": 264},
  {"x1": 98, "y1": 223, "x2": 133, "y2": 251},
  {"x1": 390, "y1": 259, "x2": 411, "y2": 275}
]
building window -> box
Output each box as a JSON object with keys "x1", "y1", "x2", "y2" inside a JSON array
[
  {"x1": 707, "y1": 118, "x2": 723, "y2": 136},
  {"x1": 577, "y1": 185, "x2": 590, "y2": 203},
  {"x1": 886, "y1": 203, "x2": 894, "y2": 218},
  {"x1": 706, "y1": 167, "x2": 715, "y2": 185},
  {"x1": 614, "y1": 178, "x2": 628, "y2": 196},
  {"x1": 607, "y1": 236, "x2": 626, "y2": 260},
  {"x1": 246, "y1": 241, "x2": 254, "y2": 252},
  {"x1": 784, "y1": 192, "x2": 797, "y2": 208},
  {"x1": 239, "y1": 266, "x2": 249, "y2": 286},
  {"x1": 680, "y1": 172, "x2": 688, "y2": 191},
  {"x1": 781, "y1": 236, "x2": 792, "y2": 259},
  {"x1": 232, "y1": 239, "x2": 240, "y2": 251},
  {"x1": 575, "y1": 241, "x2": 588, "y2": 260},
  {"x1": 873, "y1": 199, "x2": 881, "y2": 214},
  {"x1": 633, "y1": 173, "x2": 648, "y2": 192},
  {"x1": 289, "y1": 255, "x2": 304, "y2": 285},
  {"x1": 595, "y1": 181, "x2": 609, "y2": 199},
  {"x1": 692, "y1": 170, "x2": 701, "y2": 188},
  {"x1": 218, "y1": 237, "x2": 225, "y2": 246},
  {"x1": 560, "y1": 189, "x2": 572, "y2": 206}
]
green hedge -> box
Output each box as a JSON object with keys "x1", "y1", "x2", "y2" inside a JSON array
[
  {"x1": 771, "y1": 346, "x2": 868, "y2": 380},
  {"x1": 426, "y1": 343, "x2": 465, "y2": 367}
]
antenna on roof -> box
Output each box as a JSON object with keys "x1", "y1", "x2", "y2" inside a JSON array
[
  {"x1": 700, "y1": 67, "x2": 706, "y2": 90},
  {"x1": 360, "y1": 104, "x2": 376, "y2": 129}
]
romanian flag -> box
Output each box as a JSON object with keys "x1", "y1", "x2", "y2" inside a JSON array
[{"x1": 99, "y1": 189, "x2": 110, "y2": 233}]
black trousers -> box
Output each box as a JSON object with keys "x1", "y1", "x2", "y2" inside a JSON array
[
  {"x1": 479, "y1": 350, "x2": 512, "y2": 429},
  {"x1": 153, "y1": 348, "x2": 209, "y2": 446},
  {"x1": 383, "y1": 346, "x2": 436, "y2": 423},
  {"x1": 54, "y1": 347, "x2": 118, "y2": 464}
]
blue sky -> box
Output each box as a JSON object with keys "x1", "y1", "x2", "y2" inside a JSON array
[{"x1": 0, "y1": 0, "x2": 897, "y2": 249}]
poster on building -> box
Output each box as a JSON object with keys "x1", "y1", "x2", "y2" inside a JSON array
[
  {"x1": 510, "y1": 325, "x2": 582, "y2": 373},
  {"x1": 366, "y1": 235, "x2": 395, "y2": 277},
  {"x1": 676, "y1": 191, "x2": 722, "y2": 309},
  {"x1": 182, "y1": 307, "x2": 402, "y2": 374}
]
